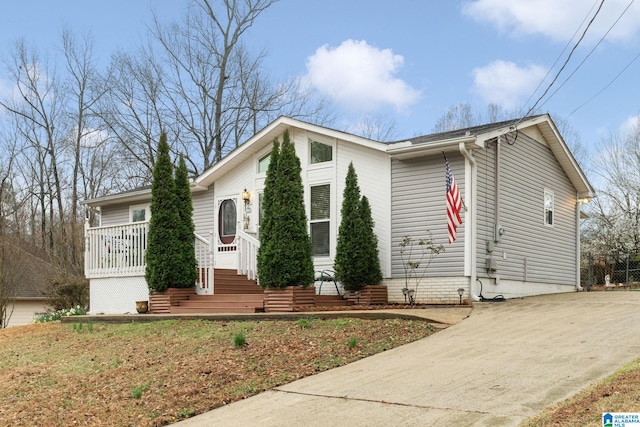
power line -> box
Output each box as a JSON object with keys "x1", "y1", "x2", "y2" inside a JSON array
[
  {"x1": 568, "y1": 50, "x2": 640, "y2": 118},
  {"x1": 519, "y1": 0, "x2": 601, "y2": 115},
  {"x1": 538, "y1": 0, "x2": 637, "y2": 112},
  {"x1": 516, "y1": 0, "x2": 605, "y2": 125}
]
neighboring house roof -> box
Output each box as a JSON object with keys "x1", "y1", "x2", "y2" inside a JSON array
[
  {"x1": 6, "y1": 240, "x2": 58, "y2": 300},
  {"x1": 82, "y1": 113, "x2": 595, "y2": 207}
]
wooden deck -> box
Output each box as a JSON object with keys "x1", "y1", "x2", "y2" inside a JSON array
[{"x1": 158, "y1": 269, "x2": 352, "y2": 314}]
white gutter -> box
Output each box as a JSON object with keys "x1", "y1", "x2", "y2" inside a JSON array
[{"x1": 459, "y1": 142, "x2": 480, "y2": 301}]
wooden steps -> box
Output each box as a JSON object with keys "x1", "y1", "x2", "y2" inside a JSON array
[
  {"x1": 151, "y1": 270, "x2": 385, "y2": 314},
  {"x1": 167, "y1": 269, "x2": 264, "y2": 314},
  {"x1": 213, "y1": 269, "x2": 262, "y2": 294}
]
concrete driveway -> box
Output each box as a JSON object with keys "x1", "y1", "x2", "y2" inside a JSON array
[{"x1": 174, "y1": 291, "x2": 640, "y2": 426}]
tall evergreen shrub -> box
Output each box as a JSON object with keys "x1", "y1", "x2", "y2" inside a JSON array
[
  {"x1": 334, "y1": 162, "x2": 382, "y2": 290},
  {"x1": 174, "y1": 155, "x2": 197, "y2": 288},
  {"x1": 145, "y1": 133, "x2": 181, "y2": 292},
  {"x1": 359, "y1": 195, "x2": 382, "y2": 285},
  {"x1": 257, "y1": 131, "x2": 314, "y2": 288},
  {"x1": 257, "y1": 139, "x2": 280, "y2": 288}
]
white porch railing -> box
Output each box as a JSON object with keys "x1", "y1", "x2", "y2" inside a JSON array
[
  {"x1": 236, "y1": 229, "x2": 260, "y2": 281},
  {"x1": 85, "y1": 221, "x2": 149, "y2": 278},
  {"x1": 85, "y1": 220, "x2": 215, "y2": 292}
]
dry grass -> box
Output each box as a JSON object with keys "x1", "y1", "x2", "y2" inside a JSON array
[
  {"x1": 0, "y1": 317, "x2": 436, "y2": 426},
  {"x1": 521, "y1": 358, "x2": 640, "y2": 426}
]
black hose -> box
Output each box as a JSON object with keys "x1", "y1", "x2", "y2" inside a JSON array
[{"x1": 477, "y1": 278, "x2": 506, "y2": 302}]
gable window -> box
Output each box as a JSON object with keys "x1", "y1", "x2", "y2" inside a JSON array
[
  {"x1": 258, "y1": 153, "x2": 271, "y2": 173},
  {"x1": 130, "y1": 204, "x2": 150, "y2": 223},
  {"x1": 310, "y1": 140, "x2": 332, "y2": 164},
  {"x1": 544, "y1": 190, "x2": 554, "y2": 226},
  {"x1": 310, "y1": 184, "x2": 330, "y2": 256}
]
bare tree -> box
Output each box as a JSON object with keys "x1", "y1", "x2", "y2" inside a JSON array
[
  {"x1": 61, "y1": 28, "x2": 110, "y2": 269},
  {"x1": 582, "y1": 124, "x2": 640, "y2": 254},
  {"x1": 97, "y1": 47, "x2": 170, "y2": 180},
  {"x1": 147, "y1": 0, "x2": 279, "y2": 173},
  {"x1": 0, "y1": 39, "x2": 69, "y2": 256},
  {"x1": 347, "y1": 113, "x2": 399, "y2": 142},
  {"x1": 431, "y1": 103, "x2": 519, "y2": 133},
  {"x1": 0, "y1": 141, "x2": 27, "y2": 328}
]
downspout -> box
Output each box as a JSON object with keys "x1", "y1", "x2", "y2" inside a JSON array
[
  {"x1": 459, "y1": 142, "x2": 480, "y2": 301},
  {"x1": 495, "y1": 136, "x2": 501, "y2": 237},
  {"x1": 575, "y1": 197, "x2": 583, "y2": 291}
]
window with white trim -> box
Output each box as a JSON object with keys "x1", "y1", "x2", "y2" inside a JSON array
[
  {"x1": 310, "y1": 184, "x2": 330, "y2": 256},
  {"x1": 130, "y1": 203, "x2": 150, "y2": 223},
  {"x1": 544, "y1": 190, "x2": 554, "y2": 226},
  {"x1": 310, "y1": 140, "x2": 332, "y2": 164},
  {"x1": 258, "y1": 152, "x2": 271, "y2": 174}
]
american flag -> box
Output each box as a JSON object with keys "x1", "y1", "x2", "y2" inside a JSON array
[{"x1": 444, "y1": 154, "x2": 463, "y2": 244}]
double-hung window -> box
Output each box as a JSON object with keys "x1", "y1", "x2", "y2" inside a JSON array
[{"x1": 310, "y1": 184, "x2": 330, "y2": 256}]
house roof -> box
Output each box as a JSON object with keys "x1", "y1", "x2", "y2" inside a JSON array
[
  {"x1": 6, "y1": 240, "x2": 58, "y2": 300},
  {"x1": 387, "y1": 114, "x2": 595, "y2": 199},
  {"x1": 194, "y1": 116, "x2": 389, "y2": 188},
  {"x1": 389, "y1": 116, "x2": 541, "y2": 145},
  {"x1": 83, "y1": 114, "x2": 595, "y2": 207},
  {"x1": 83, "y1": 116, "x2": 390, "y2": 208}
]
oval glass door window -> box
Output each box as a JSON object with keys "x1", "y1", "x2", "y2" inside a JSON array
[{"x1": 218, "y1": 199, "x2": 237, "y2": 244}]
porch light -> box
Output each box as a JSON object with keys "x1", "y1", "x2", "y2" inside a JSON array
[
  {"x1": 242, "y1": 189, "x2": 250, "y2": 204},
  {"x1": 457, "y1": 287, "x2": 465, "y2": 305},
  {"x1": 577, "y1": 197, "x2": 590, "y2": 205}
]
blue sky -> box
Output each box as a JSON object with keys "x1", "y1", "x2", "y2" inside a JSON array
[{"x1": 0, "y1": 0, "x2": 639, "y2": 153}]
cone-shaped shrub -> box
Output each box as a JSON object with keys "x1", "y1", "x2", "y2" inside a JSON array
[
  {"x1": 359, "y1": 195, "x2": 382, "y2": 285},
  {"x1": 334, "y1": 162, "x2": 365, "y2": 290},
  {"x1": 257, "y1": 130, "x2": 314, "y2": 288},
  {"x1": 174, "y1": 155, "x2": 197, "y2": 288},
  {"x1": 145, "y1": 133, "x2": 181, "y2": 292},
  {"x1": 334, "y1": 162, "x2": 382, "y2": 290},
  {"x1": 257, "y1": 139, "x2": 280, "y2": 288}
]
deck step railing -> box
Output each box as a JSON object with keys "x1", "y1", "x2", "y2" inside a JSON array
[
  {"x1": 195, "y1": 232, "x2": 214, "y2": 292},
  {"x1": 236, "y1": 229, "x2": 259, "y2": 281}
]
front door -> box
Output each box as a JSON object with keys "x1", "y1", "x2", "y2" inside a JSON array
[{"x1": 215, "y1": 197, "x2": 239, "y2": 269}]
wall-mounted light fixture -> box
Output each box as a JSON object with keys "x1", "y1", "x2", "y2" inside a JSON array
[
  {"x1": 578, "y1": 197, "x2": 590, "y2": 205},
  {"x1": 457, "y1": 287, "x2": 465, "y2": 305},
  {"x1": 242, "y1": 189, "x2": 250, "y2": 205}
]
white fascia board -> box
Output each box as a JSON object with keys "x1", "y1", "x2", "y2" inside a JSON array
[
  {"x1": 387, "y1": 136, "x2": 479, "y2": 159},
  {"x1": 81, "y1": 188, "x2": 151, "y2": 208}
]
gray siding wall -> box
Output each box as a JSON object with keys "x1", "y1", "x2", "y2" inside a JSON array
[
  {"x1": 476, "y1": 133, "x2": 577, "y2": 285},
  {"x1": 100, "y1": 202, "x2": 131, "y2": 226},
  {"x1": 390, "y1": 153, "x2": 466, "y2": 278},
  {"x1": 98, "y1": 187, "x2": 215, "y2": 238}
]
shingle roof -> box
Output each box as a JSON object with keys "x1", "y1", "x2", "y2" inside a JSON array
[
  {"x1": 7, "y1": 240, "x2": 58, "y2": 299},
  {"x1": 390, "y1": 115, "x2": 545, "y2": 145}
]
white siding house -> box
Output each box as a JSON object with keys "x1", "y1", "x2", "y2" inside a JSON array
[{"x1": 83, "y1": 114, "x2": 594, "y2": 313}]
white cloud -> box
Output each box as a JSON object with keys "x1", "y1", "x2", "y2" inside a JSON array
[
  {"x1": 304, "y1": 39, "x2": 420, "y2": 112},
  {"x1": 472, "y1": 60, "x2": 547, "y2": 109},
  {"x1": 462, "y1": 0, "x2": 640, "y2": 43},
  {"x1": 619, "y1": 115, "x2": 640, "y2": 135}
]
